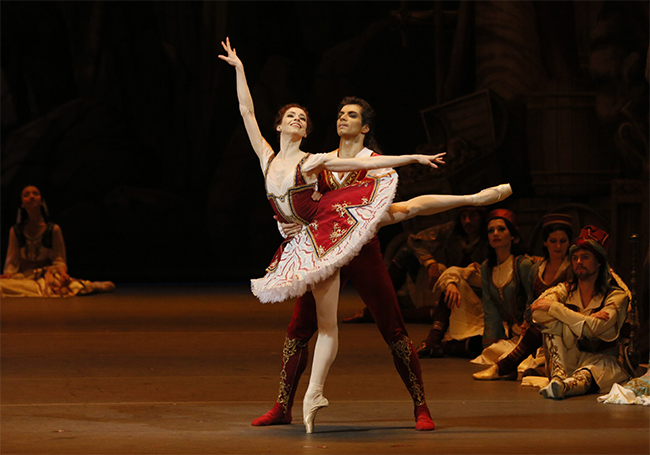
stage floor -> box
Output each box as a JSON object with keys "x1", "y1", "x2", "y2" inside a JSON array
[{"x1": 2, "y1": 285, "x2": 648, "y2": 455}]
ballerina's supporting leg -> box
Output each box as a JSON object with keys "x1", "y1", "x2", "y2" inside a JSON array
[
  {"x1": 379, "y1": 184, "x2": 512, "y2": 228},
  {"x1": 302, "y1": 270, "x2": 340, "y2": 433}
]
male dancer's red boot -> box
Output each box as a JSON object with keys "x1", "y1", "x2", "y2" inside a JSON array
[
  {"x1": 389, "y1": 336, "x2": 435, "y2": 431},
  {"x1": 251, "y1": 337, "x2": 308, "y2": 426},
  {"x1": 415, "y1": 405, "x2": 436, "y2": 431}
]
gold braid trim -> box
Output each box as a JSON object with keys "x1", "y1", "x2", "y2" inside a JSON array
[
  {"x1": 544, "y1": 333, "x2": 567, "y2": 379},
  {"x1": 625, "y1": 378, "x2": 650, "y2": 397},
  {"x1": 509, "y1": 342, "x2": 528, "y2": 360},
  {"x1": 432, "y1": 321, "x2": 446, "y2": 332},
  {"x1": 389, "y1": 337, "x2": 426, "y2": 406},
  {"x1": 277, "y1": 337, "x2": 308, "y2": 415},
  {"x1": 564, "y1": 369, "x2": 593, "y2": 395}
]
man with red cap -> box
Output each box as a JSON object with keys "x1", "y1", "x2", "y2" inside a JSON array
[{"x1": 531, "y1": 225, "x2": 631, "y2": 399}]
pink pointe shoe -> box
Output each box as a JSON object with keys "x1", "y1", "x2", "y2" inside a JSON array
[
  {"x1": 302, "y1": 394, "x2": 329, "y2": 434},
  {"x1": 470, "y1": 183, "x2": 512, "y2": 206}
]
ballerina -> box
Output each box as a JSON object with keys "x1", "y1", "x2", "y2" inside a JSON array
[{"x1": 219, "y1": 37, "x2": 511, "y2": 433}]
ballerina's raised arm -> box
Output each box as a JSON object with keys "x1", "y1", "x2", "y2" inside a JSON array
[
  {"x1": 220, "y1": 37, "x2": 446, "y2": 176},
  {"x1": 219, "y1": 37, "x2": 272, "y2": 162}
]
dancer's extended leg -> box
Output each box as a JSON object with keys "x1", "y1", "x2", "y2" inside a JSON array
[
  {"x1": 302, "y1": 270, "x2": 341, "y2": 433},
  {"x1": 379, "y1": 184, "x2": 512, "y2": 227}
]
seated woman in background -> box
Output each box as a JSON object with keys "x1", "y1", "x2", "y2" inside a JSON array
[
  {"x1": 417, "y1": 209, "x2": 536, "y2": 361},
  {"x1": 473, "y1": 213, "x2": 573, "y2": 380},
  {"x1": 1, "y1": 185, "x2": 115, "y2": 297},
  {"x1": 471, "y1": 209, "x2": 534, "y2": 366}
]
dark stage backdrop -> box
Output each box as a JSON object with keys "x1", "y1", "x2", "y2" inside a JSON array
[{"x1": 1, "y1": 1, "x2": 648, "y2": 284}]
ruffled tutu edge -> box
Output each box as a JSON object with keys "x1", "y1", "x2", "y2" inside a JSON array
[{"x1": 251, "y1": 170, "x2": 398, "y2": 303}]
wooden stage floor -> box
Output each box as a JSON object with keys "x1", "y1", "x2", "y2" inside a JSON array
[{"x1": 1, "y1": 285, "x2": 648, "y2": 455}]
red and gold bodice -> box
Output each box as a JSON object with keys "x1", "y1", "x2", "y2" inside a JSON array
[
  {"x1": 253, "y1": 148, "x2": 399, "y2": 303},
  {"x1": 264, "y1": 154, "x2": 319, "y2": 225}
]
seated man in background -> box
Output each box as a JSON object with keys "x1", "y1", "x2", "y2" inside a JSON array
[
  {"x1": 531, "y1": 226, "x2": 630, "y2": 399},
  {"x1": 343, "y1": 206, "x2": 487, "y2": 323}
]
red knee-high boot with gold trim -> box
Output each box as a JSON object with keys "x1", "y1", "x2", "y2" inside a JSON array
[
  {"x1": 389, "y1": 336, "x2": 435, "y2": 431},
  {"x1": 252, "y1": 337, "x2": 308, "y2": 426}
]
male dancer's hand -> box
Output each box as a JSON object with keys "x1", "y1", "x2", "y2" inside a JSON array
[{"x1": 274, "y1": 216, "x2": 302, "y2": 238}]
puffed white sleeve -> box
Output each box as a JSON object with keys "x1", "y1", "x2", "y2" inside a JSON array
[
  {"x1": 257, "y1": 141, "x2": 275, "y2": 174},
  {"x1": 531, "y1": 282, "x2": 568, "y2": 325},
  {"x1": 3, "y1": 227, "x2": 21, "y2": 275},
  {"x1": 50, "y1": 225, "x2": 68, "y2": 272},
  {"x1": 300, "y1": 153, "x2": 330, "y2": 174},
  {"x1": 434, "y1": 265, "x2": 481, "y2": 291},
  {"x1": 546, "y1": 289, "x2": 629, "y2": 342}
]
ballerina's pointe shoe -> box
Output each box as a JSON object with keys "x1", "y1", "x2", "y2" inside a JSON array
[
  {"x1": 415, "y1": 404, "x2": 435, "y2": 431},
  {"x1": 251, "y1": 402, "x2": 291, "y2": 426},
  {"x1": 470, "y1": 183, "x2": 513, "y2": 206},
  {"x1": 303, "y1": 394, "x2": 329, "y2": 434},
  {"x1": 472, "y1": 364, "x2": 517, "y2": 381}
]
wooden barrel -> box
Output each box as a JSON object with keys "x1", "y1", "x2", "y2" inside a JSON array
[{"x1": 526, "y1": 79, "x2": 619, "y2": 197}]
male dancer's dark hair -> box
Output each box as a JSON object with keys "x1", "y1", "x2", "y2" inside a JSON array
[{"x1": 337, "y1": 96, "x2": 382, "y2": 153}]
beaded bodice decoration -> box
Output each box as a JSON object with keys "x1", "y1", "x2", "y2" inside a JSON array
[
  {"x1": 252, "y1": 149, "x2": 399, "y2": 303},
  {"x1": 264, "y1": 154, "x2": 318, "y2": 225}
]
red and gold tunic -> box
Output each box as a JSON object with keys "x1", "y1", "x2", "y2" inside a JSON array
[{"x1": 252, "y1": 148, "x2": 398, "y2": 303}]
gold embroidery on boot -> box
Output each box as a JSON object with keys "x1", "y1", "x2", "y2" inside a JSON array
[
  {"x1": 544, "y1": 334, "x2": 567, "y2": 379},
  {"x1": 389, "y1": 337, "x2": 426, "y2": 406},
  {"x1": 564, "y1": 369, "x2": 592, "y2": 396},
  {"x1": 277, "y1": 337, "x2": 307, "y2": 416}
]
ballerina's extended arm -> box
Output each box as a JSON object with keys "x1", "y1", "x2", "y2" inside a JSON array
[
  {"x1": 314, "y1": 153, "x2": 446, "y2": 173},
  {"x1": 219, "y1": 37, "x2": 272, "y2": 161}
]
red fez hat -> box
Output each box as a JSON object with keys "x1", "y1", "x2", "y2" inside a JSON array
[
  {"x1": 570, "y1": 225, "x2": 609, "y2": 263},
  {"x1": 542, "y1": 213, "x2": 572, "y2": 228},
  {"x1": 488, "y1": 209, "x2": 517, "y2": 229}
]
